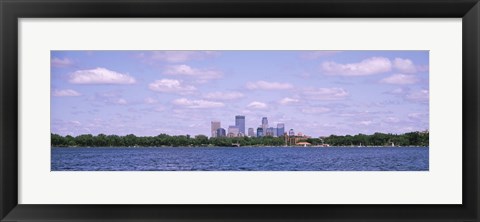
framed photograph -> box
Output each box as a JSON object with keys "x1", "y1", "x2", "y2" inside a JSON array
[
  {"x1": 50, "y1": 49, "x2": 430, "y2": 172},
  {"x1": 1, "y1": 0, "x2": 479, "y2": 221}
]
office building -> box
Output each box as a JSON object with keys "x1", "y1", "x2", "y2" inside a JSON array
[
  {"x1": 216, "y1": 128, "x2": 226, "y2": 137},
  {"x1": 248, "y1": 128, "x2": 255, "y2": 137},
  {"x1": 277, "y1": 123, "x2": 285, "y2": 137},
  {"x1": 228, "y1": 125, "x2": 240, "y2": 137},
  {"x1": 262, "y1": 117, "x2": 268, "y2": 133},
  {"x1": 266, "y1": 127, "x2": 275, "y2": 136},
  {"x1": 257, "y1": 127, "x2": 264, "y2": 137},
  {"x1": 211, "y1": 121, "x2": 221, "y2": 138},
  {"x1": 289, "y1": 129, "x2": 295, "y2": 136},
  {"x1": 235, "y1": 115, "x2": 246, "y2": 134}
]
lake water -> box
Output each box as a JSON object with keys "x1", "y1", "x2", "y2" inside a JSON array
[{"x1": 51, "y1": 147, "x2": 428, "y2": 171}]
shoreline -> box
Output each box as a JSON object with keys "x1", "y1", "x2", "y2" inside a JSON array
[{"x1": 51, "y1": 131, "x2": 430, "y2": 148}]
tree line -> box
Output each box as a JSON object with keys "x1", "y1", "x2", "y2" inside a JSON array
[
  {"x1": 319, "y1": 131, "x2": 428, "y2": 147},
  {"x1": 51, "y1": 131, "x2": 428, "y2": 147}
]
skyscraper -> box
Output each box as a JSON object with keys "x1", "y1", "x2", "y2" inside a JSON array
[
  {"x1": 211, "y1": 121, "x2": 221, "y2": 138},
  {"x1": 228, "y1": 125, "x2": 240, "y2": 137},
  {"x1": 216, "y1": 128, "x2": 226, "y2": 137},
  {"x1": 235, "y1": 115, "x2": 245, "y2": 134},
  {"x1": 262, "y1": 117, "x2": 268, "y2": 133},
  {"x1": 277, "y1": 123, "x2": 285, "y2": 137},
  {"x1": 248, "y1": 128, "x2": 255, "y2": 137},
  {"x1": 257, "y1": 127, "x2": 264, "y2": 137},
  {"x1": 266, "y1": 127, "x2": 275, "y2": 136},
  {"x1": 289, "y1": 129, "x2": 295, "y2": 136}
]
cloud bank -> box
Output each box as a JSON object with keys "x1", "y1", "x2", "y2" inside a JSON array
[
  {"x1": 148, "y1": 79, "x2": 196, "y2": 94},
  {"x1": 52, "y1": 89, "x2": 81, "y2": 97},
  {"x1": 69, "y1": 68, "x2": 136, "y2": 84},
  {"x1": 321, "y1": 57, "x2": 392, "y2": 76},
  {"x1": 173, "y1": 98, "x2": 225, "y2": 109},
  {"x1": 246, "y1": 81, "x2": 293, "y2": 90}
]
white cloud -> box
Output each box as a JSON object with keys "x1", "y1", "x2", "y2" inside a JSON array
[
  {"x1": 203, "y1": 91, "x2": 244, "y2": 100},
  {"x1": 247, "y1": 101, "x2": 268, "y2": 109},
  {"x1": 114, "y1": 98, "x2": 128, "y2": 105},
  {"x1": 51, "y1": 57, "x2": 73, "y2": 67},
  {"x1": 406, "y1": 89, "x2": 429, "y2": 103},
  {"x1": 416, "y1": 65, "x2": 429, "y2": 73},
  {"x1": 94, "y1": 91, "x2": 129, "y2": 105},
  {"x1": 69, "y1": 68, "x2": 136, "y2": 84},
  {"x1": 154, "y1": 106, "x2": 166, "y2": 112},
  {"x1": 321, "y1": 57, "x2": 392, "y2": 76},
  {"x1": 148, "y1": 79, "x2": 196, "y2": 94},
  {"x1": 144, "y1": 97, "x2": 158, "y2": 104},
  {"x1": 302, "y1": 88, "x2": 348, "y2": 100},
  {"x1": 386, "y1": 87, "x2": 407, "y2": 95},
  {"x1": 384, "y1": 117, "x2": 400, "y2": 123},
  {"x1": 163, "y1": 65, "x2": 222, "y2": 80},
  {"x1": 393, "y1": 58, "x2": 417, "y2": 73},
  {"x1": 96, "y1": 91, "x2": 120, "y2": 98},
  {"x1": 301, "y1": 107, "x2": 331, "y2": 114},
  {"x1": 152, "y1": 51, "x2": 196, "y2": 63},
  {"x1": 381, "y1": 74, "x2": 420, "y2": 85},
  {"x1": 246, "y1": 81, "x2": 293, "y2": 90},
  {"x1": 385, "y1": 88, "x2": 429, "y2": 103},
  {"x1": 70, "y1": 120, "x2": 81, "y2": 126},
  {"x1": 279, "y1": 97, "x2": 300, "y2": 105},
  {"x1": 359, "y1": 121, "x2": 373, "y2": 126},
  {"x1": 172, "y1": 98, "x2": 225, "y2": 109},
  {"x1": 52, "y1": 89, "x2": 81, "y2": 97},
  {"x1": 408, "y1": 112, "x2": 428, "y2": 120}
]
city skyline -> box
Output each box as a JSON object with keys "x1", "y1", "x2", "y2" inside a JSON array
[
  {"x1": 211, "y1": 115, "x2": 288, "y2": 138},
  {"x1": 51, "y1": 50, "x2": 429, "y2": 137}
]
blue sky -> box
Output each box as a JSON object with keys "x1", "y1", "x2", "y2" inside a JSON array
[{"x1": 51, "y1": 50, "x2": 429, "y2": 137}]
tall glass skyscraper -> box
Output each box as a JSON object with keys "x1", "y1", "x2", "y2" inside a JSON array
[
  {"x1": 235, "y1": 115, "x2": 245, "y2": 134},
  {"x1": 277, "y1": 123, "x2": 285, "y2": 137},
  {"x1": 266, "y1": 127, "x2": 275, "y2": 136},
  {"x1": 211, "y1": 121, "x2": 221, "y2": 138},
  {"x1": 261, "y1": 117, "x2": 268, "y2": 133},
  {"x1": 289, "y1": 129, "x2": 295, "y2": 136},
  {"x1": 216, "y1": 128, "x2": 226, "y2": 137},
  {"x1": 228, "y1": 125, "x2": 240, "y2": 137},
  {"x1": 257, "y1": 127, "x2": 264, "y2": 137},
  {"x1": 248, "y1": 128, "x2": 255, "y2": 137}
]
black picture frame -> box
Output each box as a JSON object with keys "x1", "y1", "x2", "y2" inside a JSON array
[{"x1": 1, "y1": 0, "x2": 479, "y2": 221}]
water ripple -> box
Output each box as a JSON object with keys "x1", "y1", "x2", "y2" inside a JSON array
[{"x1": 51, "y1": 147, "x2": 429, "y2": 171}]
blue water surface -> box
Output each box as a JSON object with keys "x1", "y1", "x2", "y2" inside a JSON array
[{"x1": 51, "y1": 147, "x2": 429, "y2": 171}]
